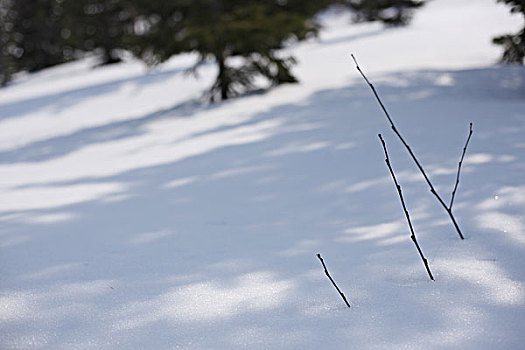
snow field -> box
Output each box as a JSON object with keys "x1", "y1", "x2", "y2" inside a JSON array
[{"x1": 1, "y1": 0, "x2": 525, "y2": 349}]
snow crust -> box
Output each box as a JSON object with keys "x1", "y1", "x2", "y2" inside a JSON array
[{"x1": 1, "y1": 0, "x2": 524, "y2": 349}]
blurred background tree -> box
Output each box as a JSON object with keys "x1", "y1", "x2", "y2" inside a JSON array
[
  {"x1": 130, "y1": 0, "x2": 335, "y2": 100},
  {"x1": 0, "y1": 0, "x2": 429, "y2": 92},
  {"x1": 0, "y1": 0, "x2": 72, "y2": 85},
  {"x1": 493, "y1": 0, "x2": 524, "y2": 64},
  {"x1": 62, "y1": 0, "x2": 136, "y2": 65},
  {"x1": 0, "y1": 0, "x2": 16, "y2": 85},
  {"x1": 340, "y1": 0, "x2": 424, "y2": 26}
]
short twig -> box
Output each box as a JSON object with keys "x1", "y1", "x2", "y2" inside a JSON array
[
  {"x1": 379, "y1": 134, "x2": 435, "y2": 281},
  {"x1": 316, "y1": 254, "x2": 351, "y2": 308},
  {"x1": 449, "y1": 123, "x2": 473, "y2": 210},
  {"x1": 351, "y1": 54, "x2": 468, "y2": 240}
]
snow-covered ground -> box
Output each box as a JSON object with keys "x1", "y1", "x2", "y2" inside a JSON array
[{"x1": 1, "y1": 0, "x2": 524, "y2": 349}]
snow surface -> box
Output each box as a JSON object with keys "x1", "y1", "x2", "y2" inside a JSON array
[{"x1": 1, "y1": 0, "x2": 525, "y2": 349}]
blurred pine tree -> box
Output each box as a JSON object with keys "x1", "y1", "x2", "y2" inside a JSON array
[
  {"x1": 130, "y1": 0, "x2": 335, "y2": 101},
  {"x1": 62, "y1": 0, "x2": 136, "y2": 65},
  {"x1": 493, "y1": 0, "x2": 524, "y2": 64},
  {"x1": 0, "y1": 0, "x2": 71, "y2": 83},
  {"x1": 341, "y1": 0, "x2": 424, "y2": 26},
  {"x1": 0, "y1": 0, "x2": 16, "y2": 85}
]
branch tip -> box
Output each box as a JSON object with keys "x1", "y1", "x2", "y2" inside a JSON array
[{"x1": 350, "y1": 53, "x2": 357, "y2": 64}]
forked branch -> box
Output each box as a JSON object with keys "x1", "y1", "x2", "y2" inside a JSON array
[
  {"x1": 351, "y1": 54, "x2": 470, "y2": 240},
  {"x1": 379, "y1": 134, "x2": 434, "y2": 281},
  {"x1": 316, "y1": 254, "x2": 351, "y2": 308}
]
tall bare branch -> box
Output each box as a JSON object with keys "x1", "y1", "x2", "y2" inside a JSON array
[{"x1": 351, "y1": 54, "x2": 469, "y2": 240}]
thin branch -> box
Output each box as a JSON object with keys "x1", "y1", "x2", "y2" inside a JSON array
[
  {"x1": 351, "y1": 54, "x2": 466, "y2": 240},
  {"x1": 379, "y1": 134, "x2": 435, "y2": 281},
  {"x1": 449, "y1": 122, "x2": 473, "y2": 210},
  {"x1": 316, "y1": 254, "x2": 351, "y2": 308}
]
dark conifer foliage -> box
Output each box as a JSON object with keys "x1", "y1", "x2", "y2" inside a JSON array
[
  {"x1": 0, "y1": 0, "x2": 136, "y2": 85},
  {"x1": 1, "y1": 0, "x2": 427, "y2": 91},
  {"x1": 0, "y1": 0, "x2": 72, "y2": 85},
  {"x1": 62, "y1": 0, "x2": 136, "y2": 65},
  {"x1": 130, "y1": 0, "x2": 334, "y2": 101},
  {"x1": 493, "y1": 0, "x2": 525, "y2": 64},
  {"x1": 342, "y1": 0, "x2": 424, "y2": 26},
  {"x1": 0, "y1": 0, "x2": 16, "y2": 85}
]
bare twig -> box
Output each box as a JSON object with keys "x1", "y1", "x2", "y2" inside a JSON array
[
  {"x1": 379, "y1": 134, "x2": 435, "y2": 281},
  {"x1": 449, "y1": 123, "x2": 473, "y2": 210},
  {"x1": 351, "y1": 53, "x2": 468, "y2": 240},
  {"x1": 316, "y1": 254, "x2": 351, "y2": 308}
]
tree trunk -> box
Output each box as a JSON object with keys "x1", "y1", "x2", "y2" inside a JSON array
[
  {"x1": 217, "y1": 52, "x2": 229, "y2": 100},
  {"x1": 101, "y1": 47, "x2": 122, "y2": 65}
]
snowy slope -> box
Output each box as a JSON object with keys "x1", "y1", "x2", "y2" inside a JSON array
[{"x1": 1, "y1": 0, "x2": 525, "y2": 349}]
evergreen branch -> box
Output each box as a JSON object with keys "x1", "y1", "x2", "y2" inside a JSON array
[
  {"x1": 449, "y1": 123, "x2": 473, "y2": 210},
  {"x1": 351, "y1": 54, "x2": 465, "y2": 240},
  {"x1": 316, "y1": 254, "x2": 351, "y2": 308},
  {"x1": 378, "y1": 134, "x2": 435, "y2": 281}
]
